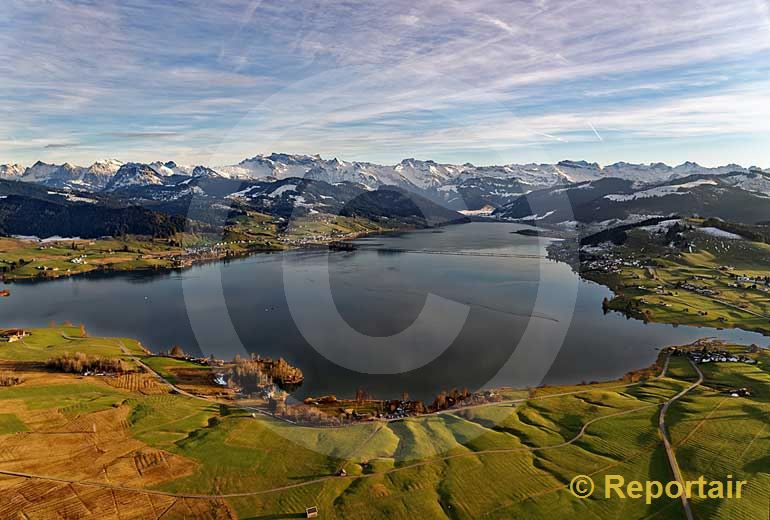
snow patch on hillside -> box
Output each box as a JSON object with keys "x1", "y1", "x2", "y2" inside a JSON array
[
  {"x1": 604, "y1": 179, "x2": 718, "y2": 201},
  {"x1": 699, "y1": 227, "x2": 743, "y2": 240},
  {"x1": 268, "y1": 184, "x2": 297, "y2": 197}
]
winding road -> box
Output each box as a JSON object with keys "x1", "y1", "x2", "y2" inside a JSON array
[
  {"x1": 658, "y1": 358, "x2": 703, "y2": 520},
  {"x1": 0, "y1": 351, "x2": 680, "y2": 502}
]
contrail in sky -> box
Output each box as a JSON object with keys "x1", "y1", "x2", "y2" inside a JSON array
[{"x1": 588, "y1": 122, "x2": 603, "y2": 141}]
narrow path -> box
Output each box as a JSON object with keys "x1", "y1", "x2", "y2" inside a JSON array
[
  {"x1": 658, "y1": 358, "x2": 703, "y2": 520},
  {"x1": 117, "y1": 342, "x2": 301, "y2": 426}
]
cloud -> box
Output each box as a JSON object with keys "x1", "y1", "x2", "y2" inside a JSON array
[
  {"x1": 100, "y1": 131, "x2": 182, "y2": 139},
  {"x1": 1, "y1": 0, "x2": 769, "y2": 167},
  {"x1": 396, "y1": 14, "x2": 420, "y2": 27},
  {"x1": 477, "y1": 14, "x2": 517, "y2": 35},
  {"x1": 44, "y1": 142, "x2": 80, "y2": 149}
]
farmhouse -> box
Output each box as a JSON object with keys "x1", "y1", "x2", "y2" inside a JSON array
[{"x1": 0, "y1": 329, "x2": 28, "y2": 342}]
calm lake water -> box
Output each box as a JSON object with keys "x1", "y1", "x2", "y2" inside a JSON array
[{"x1": 2, "y1": 222, "x2": 766, "y2": 400}]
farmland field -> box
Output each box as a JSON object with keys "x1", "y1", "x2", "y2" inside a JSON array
[
  {"x1": 0, "y1": 213, "x2": 392, "y2": 282},
  {"x1": 0, "y1": 328, "x2": 768, "y2": 518},
  {"x1": 583, "y1": 220, "x2": 770, "y2": 336}
]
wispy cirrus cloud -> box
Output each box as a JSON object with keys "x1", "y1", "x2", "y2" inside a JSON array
[
  {"x1": 44, "y1": 142, "x2": 81, "y2": 149},
  {"x1": 100, "y1": 131, "x2": 182, "y2": 139},
  {"x1": 1, "y1": 0, "x2": 769, "y2": 167}
]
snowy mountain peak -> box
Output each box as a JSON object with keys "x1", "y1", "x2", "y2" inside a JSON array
[
  {"x1": 191, "y1": 165, "x2": 222, "y2": 178},
  {"x1": 557, "y1": 160, "x2": 600, "y2": 170},
  {"x1": 0, "y1": 163, "x2": 25, "y2": 178},
  {"x1": 105, "y1": 163, "x2": 164, "y2": 190},
  {"x1": 88, "y1": 159, "x2": 123, "y2": 171},
  {"x1": 4, "y1": 153, "x2": 769, "y2": 207}
]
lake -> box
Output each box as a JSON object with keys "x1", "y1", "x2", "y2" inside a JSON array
[{"x1": 2, "y1": 222, "x2": 766, "y2": 400}]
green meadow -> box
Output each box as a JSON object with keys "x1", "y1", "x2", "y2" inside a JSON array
[
  {"x1": 591, "y1": 223, "x2": 770, "y2": 335},
  {"x1": 0, "y1": 325, "x2": 145, "y2": 362},
  {"x1": 1, "y1": 329, "x2": 768, "y2": 519}
]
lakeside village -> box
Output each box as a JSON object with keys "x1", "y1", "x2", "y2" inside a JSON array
[
  {"x1": 564, "y1": 242, "x2": 770, "y2": 295},
  {"x1": 6, "y1": 328, "x2": 763, "y2": 425},
  {"x1": 155, "y1": 351, "x2": 505, "y2": 424},
  {"x1": 11, "y1": 238, "x2": 282, "y2": 277},
  {"x1": 665, "y1": 341, "x2": 760, "y2": 398},
  {"x1": 7, "y1": 334, "x2": 505, "y2": 426},
  {"x1": 8, "y1": 218, "x2": 374, "y2": 278},
  {"x1": 182, "y1": 350, "x2": 505, "y2": 425}
]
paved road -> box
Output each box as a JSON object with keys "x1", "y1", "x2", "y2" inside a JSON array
[{"x1": 658, "y1": 358, "x2": 703, "y2": 520}]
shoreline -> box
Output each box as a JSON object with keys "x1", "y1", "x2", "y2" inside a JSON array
[
  {"x1": 0, "y1": 221, "x2": 428, "y2": 284},
  {"x1": 0, "y1": 324, "x2": 682, "y2": 427},
  {"x1": 545, "y1": 233, "x2": 770, "y2": 339},
  {"x1": 584, "y1": 270, "x2": 770, "y2": 338}
]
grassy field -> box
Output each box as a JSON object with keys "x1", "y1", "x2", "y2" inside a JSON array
[
  {"x1": 140, "y1": 355, "x2": 231, "y2": 398},
  {"x1": 0, "y1": 413, "x2": 28, "y2": 434},
  {"x1": 0, "y1": 212, "x2": 394, "y2": 283},
  {"x1": 0, "y1": 329, "x2": 768, "y2": 519},
  {"x1": 0, "y1": 235, "x2": 189, "y2": 280},
  {"x1": 667, "y1": 346, "x2": 770, "y2": 520},
  {"x1": 0, "y1": 325, "x2": 146, "y2": 362},
  {"x1": 586, "y1": 221, "x2": 770, "y2": 336},
  {"x1": 140, "y1": 356, "x2": 211, "y2": 382},
  {"x1": 284, "y1": 214, "x2": 389, "y2": 239}
]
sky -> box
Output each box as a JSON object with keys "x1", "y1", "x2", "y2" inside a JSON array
[{"x1": 2, "y1": 0, "x2": 770, "y2": 168}]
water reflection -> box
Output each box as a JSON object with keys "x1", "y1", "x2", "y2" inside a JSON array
[{"x1": 1, "y1": 222, "x2": 766, "y2": 400}]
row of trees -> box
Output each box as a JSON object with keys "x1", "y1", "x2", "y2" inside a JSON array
[
  {"x1": 229, "y1": 354, "x2": 304, "y2": 392},
  {"x1": 228, "y1": 356, "x2": 273, "y2": 392},
  {"x1": 430, "y1": 388, "x2": 472, "y2": 411},
  {"x1": 0, "y1": 371, "x2": 22, "y2": 387},
  {"x1": 278, "y1": 403, "x2": 345, "y2": 426},
  {"x1": 46, "y1": 352, "x2": 130, "y2": 374},
  {"x1": 263, "y1": 357, "x2": 304, "y2": 385}
]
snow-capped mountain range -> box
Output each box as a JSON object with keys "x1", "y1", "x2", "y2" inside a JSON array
[
  {"x1": 0, "y1": 164, "x2": 25, "y2": 178},
  {"x1": 2, "y1": 153, "x2": 769, "y2": 213},
  {"x1": 3, "y1": 154, "x2": 767, "y2": 187}
]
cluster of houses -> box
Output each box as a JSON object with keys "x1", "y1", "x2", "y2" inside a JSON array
[
  {"x1": 277, "y1": 228, "x2": 358, "y2": 248},
  {"x1": 581, "y1": 251, "x2": 646, "y2": 274},
  {"x1": 169, "y1": 237, "x2": 282, "y2": 268},
  {"x1": 726, "y1": 274, "x2": 770, "y2": 292},
  {"x1": 667, "y1": 345, "x2": 759, "y2": 399},
  {"x1": 725, "y1": 387, "x2": 752, "y2": 398},
  {"x1": 676, "y1": 281, "x2": 719, "y2": 297},
  {"x1": 163, "y1": 353, "x2": 226, "y2": 368},
  {"x1": 0, "y1": 329, "x2": 28, "y2": 343},
  {"x1": 299, "y1": 395, "x2": 425, "y2": 422},
  {"x1": 381, "y1": 400, "x2": 417, "y2": 420},
  {"x1": 678, "y1": 348, "x2": 758, "y2": 366},
  {"x1": 297, "y1": 388, "x2": 506, "y2": 424},
  {"x1": 735, "y1": 275, "x2": 768, "y2": 285}
]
